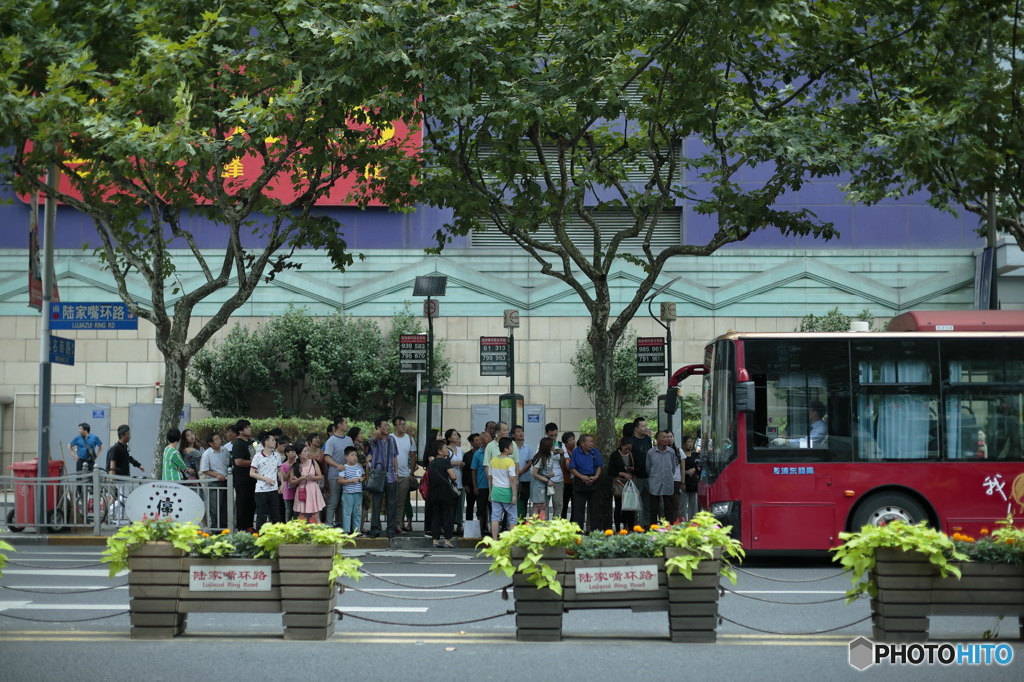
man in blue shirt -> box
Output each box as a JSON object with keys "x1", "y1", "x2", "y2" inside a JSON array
[
  {"x1": 569, "y1": 433, "x2": 603, "y2": 533},
  {"x1": 68, "y1": 422, "x2": 103, "y2": 473},
  {"x1": 469, "y1": 431, "x2": 491, "y2": 528}
]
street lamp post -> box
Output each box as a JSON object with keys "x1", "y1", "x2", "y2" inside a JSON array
[
  {"x1": 645, "y1": 277, "x2": 680, "y2": 432},
  {"x1": 413, "y1": 276, "x2": 447, "y2": 445}
]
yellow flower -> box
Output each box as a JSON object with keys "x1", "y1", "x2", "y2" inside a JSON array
[
  {"x1": 650, "y1": 524, "x2": 660, "y2": 531},
  {"x1": 202, "y1": 532, "x2": 210, "y2": 537},
  {"x1": 575, "y1": 537, "x2": 582, "y2": 545},
  {"x1": 221, "y1": 529, "x2": 230, "y2": 535},
  {"x1": 604, "y1": 529, "x2": 614, "y2": 536},
  {"x1": 980, "y1": 528, "x2": 989, "y2": 535},
  {"x1": 618, "y1": 529, "x2": 628, "y2": 535},
  {"x1": 633, "y1": 525, "x2": 644, "y2": 533},
  {"x1": 253, "y1": 533, "x2": 259, "y2": 537}
]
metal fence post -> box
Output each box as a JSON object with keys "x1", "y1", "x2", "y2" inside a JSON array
[
  {"x1": 92, "y1": 466, "x2": 101, "y2": 535},
  {"x1": 227, "y1": 469, "x2": 235, "y2": 532}
]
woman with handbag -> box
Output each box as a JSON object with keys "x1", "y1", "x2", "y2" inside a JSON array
[
  {"x1": 529, "y1": 437, "x2": 557, "y2": 517},
  {"x1": 609, "y1": 437, "x2": 636, "y2": 531},
  {"x1": 426, "y1": 439, "x2": 458, "y2": 549},
  {"x1": 290, "y1": 442, "x2": 326, "y2": 523}
]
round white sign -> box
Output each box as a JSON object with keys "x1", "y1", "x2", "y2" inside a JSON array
[{"x1": 125, "y1": 482, "x2": 205, "y2": 524}]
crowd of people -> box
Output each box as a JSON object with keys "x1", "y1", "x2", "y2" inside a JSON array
[{"x1": 153, "y1": 415, "x2": 702, "y2": 538}]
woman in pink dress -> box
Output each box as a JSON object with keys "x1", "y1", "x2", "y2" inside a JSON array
[
  {"x1": 279, "y1": 444, "x2": 298, "y2": 521},
  {"x1": 290, "y1": 442, "x2": 326, "y2": 522}
]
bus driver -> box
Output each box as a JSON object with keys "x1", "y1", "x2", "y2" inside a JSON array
[{"x1": 772, "y1": 400, "x2": 827, "y2": 448}]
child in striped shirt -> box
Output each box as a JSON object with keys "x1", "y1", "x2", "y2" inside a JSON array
[{"x1": 339, "y1": 446, "x2": 366, "y2": 534}]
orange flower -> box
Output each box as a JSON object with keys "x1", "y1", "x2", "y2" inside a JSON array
[
  {"x1": 252, "y1": 533, "x2": 259, "y2": 537},
  {"x1": 650, "y1": 524, "x2": 660, "y2": 531},
  {"x1": 980, "y1": 528, "x2": 989, "y2": 535},
  {"x1": 201, "y1": 532, "x2": 210, "y2": 537},
  {"x1": 604, "y1": 529, "x2": 614, "y2": 536},
  {"x1": 619, "y1": 529, "x2": 628, "y2": 535},
  {"x1": 575, "y1": 537, "x2": 582, "y2": 545},
  {"x1": 633, "y1": 525, "x2": 644, "y2": 533},
  {"x1": 221, "y1": 529, "x2": 230, "y2": 535}
]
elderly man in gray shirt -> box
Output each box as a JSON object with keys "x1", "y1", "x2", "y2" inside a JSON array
[{"x1": 645, "y1": 430, "x2": 680, "y2": 524}]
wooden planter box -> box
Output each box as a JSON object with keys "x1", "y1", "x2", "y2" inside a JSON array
[
  {"x1": 511, "y1": 547, "x2": 721, "y2": 643},
  {"x1": 127, "y1": 542, "x2": 337, "y2": 640},
  {"x1": 870, "y1": 548, "x2": 1024, "y2": 642}
]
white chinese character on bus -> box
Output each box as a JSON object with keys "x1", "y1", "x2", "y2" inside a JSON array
[{"x1": 982, "y1": 474, "x2": 1007, "y2": 502}]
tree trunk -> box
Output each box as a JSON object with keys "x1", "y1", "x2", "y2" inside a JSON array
[
  {"x1": 588, "y1": 325, "x2": 618, "y2": 531},
  {"x1": 154, "y1": 352, "x2": 189, "y2": 478}
]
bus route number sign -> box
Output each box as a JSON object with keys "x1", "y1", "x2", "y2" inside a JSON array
[
  {"x1": 399, "y1": 334, "x2": 427, "y2": 374},
  {"x1": 480, "y1": 336, "x2": 510, "y2": 377},
  {"x1": 637, "y1": 337, "x2": 665, "y2": 376}
]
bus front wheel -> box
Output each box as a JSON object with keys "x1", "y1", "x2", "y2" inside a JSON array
[{"x1": 851, "y1": 492, "x2": 928, "y2": 530}]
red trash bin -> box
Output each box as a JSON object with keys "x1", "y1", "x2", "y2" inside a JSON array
[{"x1": 9, "y1": 459, "x2": 65, "y2": 526}]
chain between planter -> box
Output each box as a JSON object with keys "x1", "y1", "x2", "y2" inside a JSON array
[
  {"x1": 335, "y1": 608, "x2": 515, "y2": 627},
  {"x1": 717, "y1": 613, "x2": 871, "y2": 636},
  {"x1": 720, "y1": 584, "x2": 859, "y2": 605},
  {"x1": 0, "y1": 583, "x2": 128, "y2": 595},
  {"x1": 357, "y1": 568, "x2": 495, "y2": 589},
  {"x1": 0, "y1": 610, "x2": 130, "y2": 623},
  {"x1": 731, "y1": 566, "x2": 851, "y2": 582},
  {"x1": 341, "y1": 584, "x2": 510, "y2": 601},
  {"x1": 4, "y1": 560, "x2": 107, "y2": 569}
]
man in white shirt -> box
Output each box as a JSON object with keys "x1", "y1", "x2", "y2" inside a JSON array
[
  {"x1": 393, "y1": 416, "x2": 416, "y2": 533},
  {"x1": 200, "y1": 433, "x2": 230, "y2": 529}
]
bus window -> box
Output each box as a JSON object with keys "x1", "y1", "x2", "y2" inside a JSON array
[
  {"x1": 746, "y1": 339, "x2": 850, "y2": 462},
  {"x1": 853, "y1": 339, "x2": 939, "y2": 461},
  {"x1": 940, "y1": 339, "x2": 1024, "y2": 460},
  {"x1": 945, "y1": 394, "x2": 1023, "y2": 460}
]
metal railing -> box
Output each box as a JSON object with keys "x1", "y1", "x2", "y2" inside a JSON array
[
  {"x1": 0, "y1": 468, "x2": 231, "y2": 535},
  {"x1": 0, "y1": 468, "x2": 431, "y2": 535}
]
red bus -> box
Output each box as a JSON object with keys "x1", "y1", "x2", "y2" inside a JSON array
[{"x1": 673, "y1": 311, "x2": 1024, "y2": 551}]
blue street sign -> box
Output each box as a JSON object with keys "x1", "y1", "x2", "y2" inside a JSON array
[
  {"x1": 49, "y1": 334, "x2": 75, "y2": 366},
  {"x1": 49, "y1": 302, "x2": 138, "y2": 330}
]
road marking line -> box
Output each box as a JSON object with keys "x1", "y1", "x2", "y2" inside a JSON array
[
  {"x1": 0, "y1": 603, "x2": 126, "y2": 610},
  {"x1": 0, "y1": 569, "x2": 125, "y2": 577},
  {"x1": 362, "y1": 573, "x2": 456, "y2": 578},
  {"x1": 336, "y1": 607, "x2": 429, "y2": 613}
]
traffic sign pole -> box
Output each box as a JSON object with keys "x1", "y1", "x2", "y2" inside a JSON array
[{"x1": 36, "y1": 164, "x2": 58, "y2": 532}]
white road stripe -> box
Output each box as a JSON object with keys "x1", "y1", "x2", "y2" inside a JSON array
[
  {"x1": 0, "y1": 570, "x2": 124, "y2": 577},
  {"x1": 336, "y1": 607, "x2": 428, "y2": 613},
  {"x1": 734, "y1": 590, "x2": 845, "y2": 594},
  {"x1": 0, "y1": 603, "x2": 125, "y2": 611},
  {"x1": 362, "y1": 573, "x2": 456, "y2": 578},
  {"x1": 0, "y1": 581, "x2": 126, "y2": 585}
]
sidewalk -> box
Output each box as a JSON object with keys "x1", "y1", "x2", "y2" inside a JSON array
[{"x1": 0, "y1": 528, "x2": 485, "y2": 549}]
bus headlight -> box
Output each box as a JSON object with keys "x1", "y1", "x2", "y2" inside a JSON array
[{"x1": 710, "y1": 501, "x2": 733, "y2": 517}]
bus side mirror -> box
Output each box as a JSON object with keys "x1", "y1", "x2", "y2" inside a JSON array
[
  {"x1": 735, "y1": 381, "x2": 755, "y2": 413},
  {"x1": 665, "y1": 388, "x2": 678, "y2": 415}
]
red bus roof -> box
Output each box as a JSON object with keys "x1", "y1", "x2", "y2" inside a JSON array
[{"x1": 887, "y1": 310, "x2": 1024, "y2": 332}]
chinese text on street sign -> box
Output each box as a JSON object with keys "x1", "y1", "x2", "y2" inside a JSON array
[
  {"x1": 574, "y1": 564, "x2": 660, "y2": 594},
  {"x1": 49, "y1": 335, "x2": 74, "y2": 366},
  {"x1": 49, "y1": 302, "x2": 138, "y2": 330},
  {"x1": 188, "y1": 564, "x2": 273, "y2": 592}
]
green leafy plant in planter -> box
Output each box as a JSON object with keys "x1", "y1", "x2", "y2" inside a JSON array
[
  {"x1": 575, "y1": 529, "x2": 667, "y2": 560},
  {"x1": 831, "y1": 520, "x2": 968, "y2": 602},
  {"x1": 253, "y1": 520, "x2": 362, "y2": 582},
  {"x1": 655, "y1": 511, "x2": 746, "y2": 583},
  {"x1": 101, "y1": 516, "x2": 206, "y2": 577},
  {"x1": 0, "y1": 538, "x2": 13, "y2": 576},
  {"x1": 478, "y1": 516, "x2": 580, "y2": 594}
]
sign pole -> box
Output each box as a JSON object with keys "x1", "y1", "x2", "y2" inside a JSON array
[{"x1": 36, "y1": 165, "x2": 58, "y2": 531}]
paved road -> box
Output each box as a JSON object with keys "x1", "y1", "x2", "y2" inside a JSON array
[{"x1": 0, "y1": 547, "x2": 1020, "y2": 681}]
